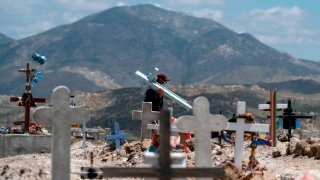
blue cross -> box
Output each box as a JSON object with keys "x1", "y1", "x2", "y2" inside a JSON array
[{"x1": 105, "y1": 121, "x2": 129, "y2": 149}]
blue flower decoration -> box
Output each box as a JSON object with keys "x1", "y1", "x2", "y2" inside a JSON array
[{"x1": 30, "y1": 69, "x2": 43, "y2": 84}]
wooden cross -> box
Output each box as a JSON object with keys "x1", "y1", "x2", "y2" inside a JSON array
[
  {"x1": 106, "y1": 121, "x2": 129, "y2": 149},
  {"x1": 81, "y1": 108, "x2": 225, "y2": 179},
  {"x1": 258, "y1": 90, "x2": 286, "y2": 146},
  {"x1": 33, "y1": 86, "x2": 90, "y2": 180},
  {"x1": 10, "y1": 63, "x2": 46, "y2": 133},
  {"x1": 227, "y1": 101, "x2": 269, "y2": 169},
  {"x1": 277, "y1": 98, "x2": 312, "y2": 141},
  {"x1": 132, "y1": 102, "x2": 160, "y2": 141},
  {"x1": 176, "y1": 96, "x2": 228, "y2": 168}
]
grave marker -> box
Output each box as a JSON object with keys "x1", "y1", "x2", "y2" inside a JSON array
[
  {"x1": 132, "y1": 102, "x2": 160, "y2": 141},
  {"x1": 277, "y1": 98, "x2": 312, "y2": 141},
  {"x1": 80, "y1": 108, "x2": 225, "y2": 179},
  {"x1": 258, "y1": 90, "x2": 286, "y2": 146},
  {"x1": 106, "y1": 121, "x2": 129, "y2": 149},
  {"x1": 227, "y1": 101, "x2": 269, "y2": 169},
  {"x1": 10, "y1": 63, "x2": 46, "y2": 133},
  {"x1": 33, "y1": 86, "x2": 90, "y2": 180},
  {"x1": 149, "y1": 99, "x2": 269, "y2": 170},
  {"x1": 176, "y1": 97, "x2": 228, "y2": 167}
]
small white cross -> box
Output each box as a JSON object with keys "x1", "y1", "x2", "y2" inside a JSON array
[
  {"x1": 226, "y1": 101, "x2": 269, "y2": 169},
  {"x1": 132, "y1": 102, "x2": 161, "y2": 141}
]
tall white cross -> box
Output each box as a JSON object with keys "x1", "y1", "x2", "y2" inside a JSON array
[
  {"x1": 132, "y1": 102, "x2": 160, "y2": 141},
  {"x1": 227, "y1": 101, "x2": 269, "y2": 169},
  {"x1": 176, "y1": 97, "x2": 228, "y2": 168},
  {"x1": 33, "y1": 86, "x2": 90, "y2": 180}
]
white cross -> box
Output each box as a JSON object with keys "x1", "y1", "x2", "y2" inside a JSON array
[
  {"x1": 302, "y1": 124, "x2": 319, "y2": 138},
  {"x1": 258, "y1": 103, "x2": 287, "y2": 110},
  {"x1": 33, "y1": 86, "x2": 90, "y2": 180},
  {"x1": 132, "y1": 102, "x2": 161, "y2": 141},
  {"x1": 176, "y1": 97, "x2": 228, "y2": 168},
  {"x1": 227, "y1": 101, "x2": 269, "y2": 169}
]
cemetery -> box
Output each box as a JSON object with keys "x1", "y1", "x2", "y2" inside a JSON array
[{"x1": 1, "y1": 61, "x2": 320, "y2": 180}]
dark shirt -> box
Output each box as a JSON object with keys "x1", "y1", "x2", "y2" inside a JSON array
[{"x1": 144, "y1": 87, "x2": 163, "y2": 111}]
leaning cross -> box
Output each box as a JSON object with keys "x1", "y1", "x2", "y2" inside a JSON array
[
  {"x1": 176, "y1": 96, "x2": 228, "y2": 167},
  {"x1": 227, "y1": 101, "x2": 269, "y2": 169},
  {"x1": 33, "y1": 86, "x2": 90, "y2": 180},
  {"x1": 106, "y1": 121, "x2": 129, "y2": 149},
  {"x1": 10, "y1": 63, "x2": 46, "y2": 133},
  {"x1": 302, "y1": 123, "x2": 320, "y2": 138},
  {"x1": 132, "y1": 102, "x2": 160, "y2": 141}
]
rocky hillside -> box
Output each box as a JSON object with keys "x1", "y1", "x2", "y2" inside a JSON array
[
  {"x1": 0, "y1": 4, "x2": 320, "y2": 98},
  {"x1": 1, "y1": 84, "x2": 319, "y2": 138}
]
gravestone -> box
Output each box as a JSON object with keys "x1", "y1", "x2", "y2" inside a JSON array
[
  {"x1": 226, "y1": 101, "x2": 269, "y2": 169},
  {"x1": 106, "y1": 121, "x2": 129, "y2": 149},
  {"x1": 176, "y1": 97, "x2": 228, "y2": 168},
  {"x1": 81, "y1": 108, "x2": 225, "y2": 179},
  {"x1": 151, "y1": 100, "x2": 269, "y2": 170},
  {"x1": 33, "y1": 86, "x2": 90, "y2": 180},
  {"x1": 132, "y1": 102, "x2": 160, "y2": 141},
  {"x1": 302, "y1": 124, "x2": 319, "y2": 138}
]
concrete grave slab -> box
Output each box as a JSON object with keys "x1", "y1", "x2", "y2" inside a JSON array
[{"x1": 0, "y1": 134, "x2": 51, "y2": 158}]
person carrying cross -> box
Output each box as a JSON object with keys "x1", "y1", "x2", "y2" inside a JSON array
[{"x1": 144, "y1": 72, "x2": 170, "y2": 150}]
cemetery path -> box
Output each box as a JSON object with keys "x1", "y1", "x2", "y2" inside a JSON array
[{"x1": 1, "y1": 138, "x2": 320, "y2": 179}]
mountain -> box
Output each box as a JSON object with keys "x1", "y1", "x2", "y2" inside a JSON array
[
  {"x1": 0, "y1": 33, "x2": 13, "y2": 45},
  {"x1": 1, "y1": 4, "x2": 320, "y2": 98}
]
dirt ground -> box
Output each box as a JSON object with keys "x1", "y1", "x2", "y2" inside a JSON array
[{"x1": 1, "y1": 137, "x2": 320, "y2": 180}]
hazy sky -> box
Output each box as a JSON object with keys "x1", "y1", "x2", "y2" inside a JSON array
[{"x1": 0, "y1": 0, "x2": 319, "y2": 61}]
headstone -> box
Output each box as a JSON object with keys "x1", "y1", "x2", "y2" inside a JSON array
[
  {"x1": 132, "y1": 102, "x2": 160, "y2": 141},
  {"x1": 33, "y1": 86, "x2": 90, "y2": 180},
  {"x1": 302, "y1": 124, "x2": 320, "y2": 138},
  {"x1": 176, "y1": 97, "x2": 228, "y2": 168},
  {"x1": 226, "y1": 101, "x2": 269, "y2": 169},
  {"x1": 106, "y1": 121, "x2": 129, "y2": 149},
  {"x1": 80, "y1": 108, "x2": 225, "y2": 179}
]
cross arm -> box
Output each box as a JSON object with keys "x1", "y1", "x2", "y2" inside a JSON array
[
  {"x1": 33, "y1": 106, "x2": 53, "y2": 125},
  {"x1": 176, "y1": 116, "x2": 195, "y2": 133},
  {"x1": 132, "y1": 110, "x2": 142, "y2": 120},
  {"x1": 208, "y1": 114, "x2": 228, "y2": 132},
  {"x1": 226, "y1": 122, "x2": 269, "y2": 132},
  {"x1": 68, "y1": 106, "x2": 90, "y2": 124},
  {"x1": 10, "y1": 97, "x2": 20, "y2": 102}
]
